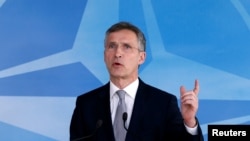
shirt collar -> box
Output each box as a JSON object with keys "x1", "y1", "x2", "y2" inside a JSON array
[{"x1": 110, "y1": 78, "x2": 139, "y2": 99}]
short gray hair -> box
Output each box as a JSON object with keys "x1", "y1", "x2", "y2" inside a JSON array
[{"x1": 104, "y1": 21, "x2": 146, "y2": 52}]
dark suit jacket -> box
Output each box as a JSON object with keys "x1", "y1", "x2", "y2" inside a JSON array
[{"x1": 70, "y1": 78, "x2": 204, "y2": 141}]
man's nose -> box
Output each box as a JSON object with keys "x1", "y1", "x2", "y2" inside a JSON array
[{"x1": 114, "y1": 45, "x2": 123, "y2": 57}]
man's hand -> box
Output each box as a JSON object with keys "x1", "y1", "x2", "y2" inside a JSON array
[{"x1": 180, "y1": 79, "x2": 199, "y2": 128}]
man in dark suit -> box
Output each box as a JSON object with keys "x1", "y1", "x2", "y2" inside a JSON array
[{"x1": 70, "y1": 21, "x2": 204, "y2": 141}]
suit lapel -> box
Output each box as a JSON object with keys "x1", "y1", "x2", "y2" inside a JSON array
[
  {"x1": 127, "y1": 79, "x2": 148, "y2": 133},
  {"x1": 96, "y1": 83, "x2": 116, "y2": 141}
]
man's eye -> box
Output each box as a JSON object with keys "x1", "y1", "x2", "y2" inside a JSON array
[
  {"x1": 124, "y1": 45, "x2": 132, "y2": 49},
  {"x1": 109, "y1": 44, "x2": 116, "y2": 48}
]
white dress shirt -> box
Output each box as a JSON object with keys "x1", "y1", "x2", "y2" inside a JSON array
[
  {"x1": 109, "y1": 78, "x2": 198, "y2": 135},
  {"x1": 110, "y1": 79, "x2": 138, "y2": 128}
]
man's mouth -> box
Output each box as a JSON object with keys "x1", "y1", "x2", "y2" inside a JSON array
[{"x1": 113, "y1": 62, "x2": 122, "y2": 66}]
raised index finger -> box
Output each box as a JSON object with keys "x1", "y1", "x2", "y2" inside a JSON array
[{"x1": 193, "y1": 79, "x2": 199, "y2": 95}]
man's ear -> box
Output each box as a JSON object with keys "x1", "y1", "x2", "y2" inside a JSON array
[{"x1": 138, "y1": 52, "x2": 146, "y2": 65}]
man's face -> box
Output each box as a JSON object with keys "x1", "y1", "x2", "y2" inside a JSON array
[{"x1": 104, "y1": 29, "x2": 146, "y2": 80}]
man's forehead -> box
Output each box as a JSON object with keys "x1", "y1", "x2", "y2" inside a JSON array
[{"x1": 107, "y1": 30, "x2": 138, "y2": 43}]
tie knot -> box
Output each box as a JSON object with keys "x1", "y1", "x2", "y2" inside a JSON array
[{"x1": 116, "y1": 90, "x2": 125, "y2": 100}]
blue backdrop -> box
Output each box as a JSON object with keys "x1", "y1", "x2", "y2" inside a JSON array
[{"x1": 0, "y1": 0, "x2": 250, "y2": 140}]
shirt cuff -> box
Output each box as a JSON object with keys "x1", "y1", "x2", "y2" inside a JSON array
[{"x1": 184, "y1": 123, "x2": 198, "y2": 135}]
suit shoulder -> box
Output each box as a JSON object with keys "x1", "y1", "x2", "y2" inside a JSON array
[
  {"x1": 77, "y1": 83, "x2": 109, "y2": 99},
  {"x1": 142, "y1": 81, "x2": 176, "y2": 99}
]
